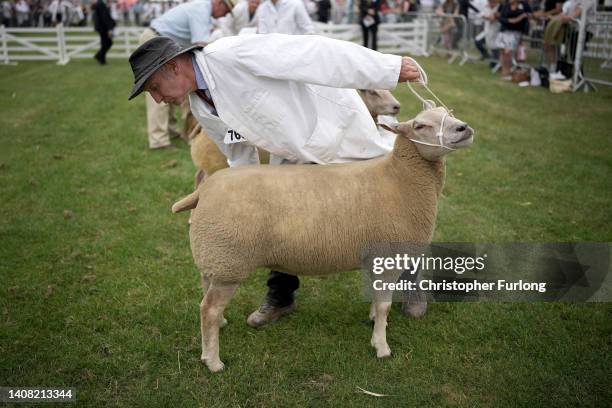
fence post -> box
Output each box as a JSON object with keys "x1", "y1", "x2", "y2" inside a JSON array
[
  {"x1": 56, "y1": 23, "x2": 69, "y2": 65},
  {"x1": 572, "y1": 0, "x2": 596, "y2": 91},
  {"x1": 0, "y1": 25, "x2": 8, "y2": 64},
  {"x1": 124, "y1": 28, "x2": 130, "y2": 57},
  {"x1": 459, "y1": 15, "x2": 469, "y2": 65}
]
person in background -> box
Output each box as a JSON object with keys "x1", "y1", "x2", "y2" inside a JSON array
[
  {"x1": 496, "y1": 0, "x2": 531, "y2": 79},
  {"x1": 381, "y1": 0, "x2": 402, "y2": 23},
  {"x1": 478, "y1": 0, "x2": 501, "y2": 68},
  {"x1": 2, "y1": 0, "x2": 13, "y2": 27},
  {"x1": 360, "y1": 0, "x2": 381, "y2": 50},
  {"x1": 257, "y1": 0, "x2": 314, "y2": 34},
  {"x1": 419, "y1": 0, "x2": 437, "y2": 13},
  {"x1": 454, "y1": 0, "x2": 479, "y2": 48},
  {"x1": 92, "y1": 0, "x2": 115, "y2": 64},
  {"x1": 117, "y1": 0, "x2": 130, "y2": 25},
  {"x1": 437, "y1": 0, "x2": 458, "y2": 52},
  {"x1": 132, "y1": 0, "x2": 142, "y2": 26},
  {"x1": 331, "y1": 0, "x2": 347, "y2": 24},
  {"x1": 316, "y1": 0, "x2": 332, "y2": 22},
  {"x1": 15, "y1": 0, "x2": 30, "y2": 26},
  {"x1": 72, "y1": 0, "x2": 87, "y2": 26},
  {"x1": 220, "y1": 0, "x2": 260, "y2": 36},
  {"x1": 542, "y1": 0, "x2": 587, "y2": 73},
  {"x1": 533, "y1": 0, "x2": 564, "y2": 21}
]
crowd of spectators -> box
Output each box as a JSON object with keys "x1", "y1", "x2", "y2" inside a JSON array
[
  {"x1": 1, "y1": 0, "x2": 600, "y2": 81},
  {"x1": 0, "y1": 0, "x2": 170, "y2": 27}
]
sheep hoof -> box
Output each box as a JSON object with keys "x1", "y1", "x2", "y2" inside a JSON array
[
  {"x1": 376, "y1": 345, "x2": 392, "y2": 358},
  {"x1": 202, "y1": 357, "x2": 225, "y2": 373}
]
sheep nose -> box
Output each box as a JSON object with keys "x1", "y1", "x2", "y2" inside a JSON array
[
  {"x1": 455, "y1": 123, "x2": 468, "y2": 132},
  {"x1": 392, "y1": 105, "x2": 400, "y2": 114}
]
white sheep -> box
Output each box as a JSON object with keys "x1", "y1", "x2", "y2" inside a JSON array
[{"x1": 172, "y1": 105, "x2": 474, "y2": 372}]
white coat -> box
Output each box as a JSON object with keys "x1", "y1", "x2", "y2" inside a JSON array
[
  {"x1": 257, "y1": 0, "x2": 314, "y2": 35},
  {"x1": 188, "y1": 33, "x2": 401, "y2": 166},
  {"x1": 220, "y1": 1, "x2": 259, "y2": 37}
]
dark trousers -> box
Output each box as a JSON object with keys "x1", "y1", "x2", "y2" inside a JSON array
[
  {"x1": 265, "y1": 271, "x2": 299, "y2": 307},
  {"x1": 361, "y1": 24, "x2": 378, "y2": 51},
  {"x1": 95, "y1": 32, "x2": 113, "y2": 64}
]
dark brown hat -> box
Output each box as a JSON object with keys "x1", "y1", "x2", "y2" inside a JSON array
[{"x1": 128, "y1": 36, "x2": 203, "y2": 100}]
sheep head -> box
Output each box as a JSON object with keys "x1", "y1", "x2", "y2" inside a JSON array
[
  {"x1": 358, "y1": 89, "x2": 401, "y2": 118},
  {"x1": 381, "y1": 104, "x2": 474, "y2": 161}
]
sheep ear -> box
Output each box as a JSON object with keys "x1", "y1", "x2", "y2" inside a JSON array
[
  {"x1": 423, "y1": 99, "x2": 436, "y2": 110},
  {"x1": 379, "y1": 123, "x2": 400, "y2": 134}
]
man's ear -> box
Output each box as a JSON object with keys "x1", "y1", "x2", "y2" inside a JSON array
[{"x1": 164, "y1": 59, "x2": 179, "y2": 75}]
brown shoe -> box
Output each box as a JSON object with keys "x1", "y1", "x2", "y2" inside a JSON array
[
  {"x1": 401, "y1": 288, "x2": 427, "y2": 319},
  {"x1": 247, "y1": 302, "x2": 296, "y2": 328}
]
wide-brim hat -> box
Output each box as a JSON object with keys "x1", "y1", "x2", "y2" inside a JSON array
[{"x1": 128, "y1": 36, "x2": 203, "y2": 100}]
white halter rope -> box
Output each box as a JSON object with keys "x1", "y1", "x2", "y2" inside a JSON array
[{"x1": 404, "y1": 57, "x2": 456, "y2": 151}]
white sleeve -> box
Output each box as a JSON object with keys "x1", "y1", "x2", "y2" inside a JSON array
[
  {"x1": 256, "y1": 5, "x2": 272, "y2": 34},
  {"x1": 294, "y1": 1, "x2": 315, "y2": 34},
  {"x1": 229, "y1": 34, "x2": 402, "y2": 90}
]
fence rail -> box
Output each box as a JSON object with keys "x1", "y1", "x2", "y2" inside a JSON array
[{"x1": 0, "y1": 22, "x2": 430, "y2": 66}]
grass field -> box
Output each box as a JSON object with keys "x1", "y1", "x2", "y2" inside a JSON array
[{"x1": 0, "y1": 56, "x2": 611, "y2": 407}]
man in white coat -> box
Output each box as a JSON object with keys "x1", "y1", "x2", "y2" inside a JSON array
[
  {"x1": 257, "y1": 0, "x2": 314, "y2": 34},
  {"x1": 220, "y1": 0, "x2": 261, "y2": 36},
  {"x1": 128, "y1": 34, "x2": 421, "y2": 326}
]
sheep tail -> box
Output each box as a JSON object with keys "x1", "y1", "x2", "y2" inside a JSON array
[{"x1": 172, "y1": 191, "x2": 200, "y2": 213}]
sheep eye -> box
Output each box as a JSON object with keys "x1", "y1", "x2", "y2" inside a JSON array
[{"x1": 367, "y1": 90, "x2": 379, "y2": 96}]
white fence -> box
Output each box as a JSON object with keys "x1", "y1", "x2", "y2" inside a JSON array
[
  {"x1": 0, "y1": 25, "x2": 143, "y2": 65},
  {"x1": 314, "y1": 20, "x2": 428, "y2": 56},
  {"x1": 0, "y1": 22, "x2": 429, "y2": 65}
]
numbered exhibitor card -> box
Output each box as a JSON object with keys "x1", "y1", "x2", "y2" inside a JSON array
[{"x1": 360, "y1": 243, "x2": 611, "y2": 302}]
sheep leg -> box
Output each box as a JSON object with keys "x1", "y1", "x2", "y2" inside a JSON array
[
  {"x1": 200, "y1": 274, "x2": 227, "y2": 328},
  {"x1": 370, "y1": 301, "x2": 392, "y2": 358},
  {"x1": 200, "y1": 280, "x2": 239, "y2": 373}
]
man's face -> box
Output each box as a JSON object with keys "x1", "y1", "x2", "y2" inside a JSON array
[
  {"x1": 211, "y1": 0, "x2": 231, "y2": 18},
  {"x1": 145, "y1": 61, "x2": 190, "y2": 105},
  {"x1": 247, "y1": 0, "x2": 260, "y2": 10}
]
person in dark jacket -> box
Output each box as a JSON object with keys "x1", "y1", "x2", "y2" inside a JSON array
[
  {"x1": 360, "y1": 0, "x2": 381, "y2": 50},
  {"x1": 92, "y1": 0, "x2": 115, "y2": 65},
  {"x1": 317, "y1": 0, "x2": 331, "y2": 23},
  {"x1": 496, "y1": 0, "x2": 531, "y2": 78}
]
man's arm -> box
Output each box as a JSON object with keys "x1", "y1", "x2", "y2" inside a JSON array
[
  {"x1": 223, "y1": 34, "x2": 420, "y2": 90},
  {"x1": 294, "y1": 0, "x2": 315, "y2": 34},
  {"x1": 256, "y1": 3, "x2": 272, "y2": 34}
]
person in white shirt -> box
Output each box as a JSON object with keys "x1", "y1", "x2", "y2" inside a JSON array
[
  {"x1": 128, "y1": 35, "x2": 422, "y2": 327},
  {"x1": 257, "y1": 0, "x2": 314, "y2": 34},
  {"x1": 221, "y1": 0, "x2": 261, "y2": 36},
  {"x1": 15, "y1": 0, "x2": 30, "y2": 26}
]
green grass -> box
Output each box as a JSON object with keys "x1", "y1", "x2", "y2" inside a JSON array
[{"x1": 0, "y1": 57, "x2": 611, "y2": 407}]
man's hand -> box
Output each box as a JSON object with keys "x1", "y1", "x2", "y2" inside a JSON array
[{"x1": 398, "y1": 56, "x2": 421, "y2": 83}]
